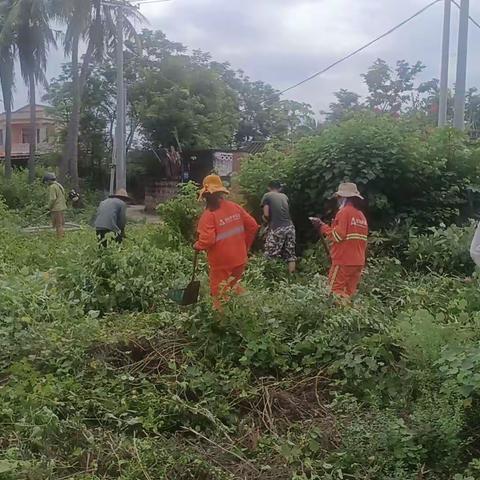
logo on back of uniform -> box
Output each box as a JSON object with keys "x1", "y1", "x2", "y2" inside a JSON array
[
  {"x1": 219, "y1": 213, "x2": 241, "y2": 226},
  {"x1": 351, "y1": 217, "x2": 367, "y2": 227}
]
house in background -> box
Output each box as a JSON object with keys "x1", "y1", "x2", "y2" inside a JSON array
[
  {"x1": 0, "y1": 105, "x2": 56, "y2": 167},
  {"x1": 144, "y1": 142, "x2": 267, "y2": 211}
]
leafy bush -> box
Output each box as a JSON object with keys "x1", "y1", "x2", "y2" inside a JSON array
[
  {"x1": 156, "y1": 181, "x2": 202, "y2": 242},
  {"x1": 0, "y1": 170, "x2": 46, "y2": 211},
  {"x1": 240, "y1": 115, "x2": 480, "y2": 235},
  {"x1": 1, "y1": 194, "x2": 480, "y2": 478},
  {"x1": 395, "y1": 309, "x2": 473, "y2": 368},
  {"x1": 290, "y1": 115, "x2": 479, "y2": 230},
  {"x1": 238, "y1": 143, "x2": 294, "y2": 216},
  {"x1": 406, "y1": 222, "x2": 476, "y2": 275},
  {"x1": 436, "y1": 346, "x2": 480, "y2": 398}
]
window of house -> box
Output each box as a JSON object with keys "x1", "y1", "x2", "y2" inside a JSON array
[
  {"x1": 21, "y1": 129, "x2": 41, "y2": 144},
  {"x1": 0, "y1": 129, "x2": 4, "y2": 146},
  {"x1": 22, "y1": 129, "x2": 30, "y2": 144}
]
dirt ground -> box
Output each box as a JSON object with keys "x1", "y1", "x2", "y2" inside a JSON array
[{"x1": 127, "y1": 205, "x2": 160, "y2": 224}]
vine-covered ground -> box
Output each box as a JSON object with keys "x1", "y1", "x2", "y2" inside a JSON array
[{"x1": 1, "y1": 213, "x2": 480, "y2": 480}]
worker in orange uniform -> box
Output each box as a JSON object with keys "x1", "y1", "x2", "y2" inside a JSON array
[
  {"x1": 194, "y1": 175, "x2": 259, "y2": 308},
  {"x1": 310, "y1": 182, "x2": 368, "y2": 299}
]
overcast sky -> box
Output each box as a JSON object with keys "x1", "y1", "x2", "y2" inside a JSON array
[{"x1": 13, "y1": 0, "x2": 480, "y2": 115}]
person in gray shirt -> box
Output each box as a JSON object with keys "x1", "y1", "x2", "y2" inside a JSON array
[
  {"x1": 94, "y1": 188, "x2": 130, "y2": 247},
  {"x1": 261, "y1": 181, "x2": 297, "y2": 273}
]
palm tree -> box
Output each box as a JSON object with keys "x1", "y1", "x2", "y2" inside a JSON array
[
  {"x1": 57, "y1": 0, "x2": 142, "y2": 187},
  {"x1": 0, "y1": 0, "x2": 15, "y2": 179},
  {"x1": 2, "y1": 0, "x2": 56, "y2": 183},
  {"x1": 53, "y1": 0, "x2": 92, "y2": 187},
  {"x1": 0, "y1": 44, "x2": 14, "y2": 179}
]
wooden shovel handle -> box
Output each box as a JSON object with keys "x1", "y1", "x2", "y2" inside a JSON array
[
  {"x1": 191, "y1": 250, "x2": 199, "y2": 282},
  {"x1": 319, "y1": 232, "x2": 330, "y2": 262}
]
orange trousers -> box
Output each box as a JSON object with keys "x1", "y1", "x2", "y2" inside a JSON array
[
  {"x1": 328, "y1": 265, "x2": 364, "y2": 298},
  {"x1": 209, "y1": 264, "x2": 246, "y2": 308}
]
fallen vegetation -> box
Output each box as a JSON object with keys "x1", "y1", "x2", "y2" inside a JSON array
[{"x1": 1, "y1": 209, "x2": 480, "y2": 479}]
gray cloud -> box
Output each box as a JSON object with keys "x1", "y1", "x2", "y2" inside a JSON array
[
  {"x1": 11, "y1": 0, "x2": 480, "y2": 117},
  {"x1": 142, "y1": 0, "x2": 480, "y2": 113}
]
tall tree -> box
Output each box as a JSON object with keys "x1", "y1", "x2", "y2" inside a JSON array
[
  {"x1": 53, "y1": 0, "x2": 92, "y2": 187},
  {"x1": 2, "y1": 0, "x2": 55, "y2": 182},
  {"x1": 323, "y1": 89, "x2": 362, "y2": 123},
  {"x1": 44, "y1": 63, "x2": 119, "y2": 185},
  {"x1": 210, "y1": 59, "x2": 317, "y2": 143},
  {"x1": 362, "y1": 59, "x2": 425, "y2": 114},
  {"x1": 0, "y1": 0, "x2": 15, "y2": 178},
  {"x1": 56, "y1": 0, "x2": 142, "y2": 187}
]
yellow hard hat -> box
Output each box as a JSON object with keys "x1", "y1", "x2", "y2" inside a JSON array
[{"x1": 198, "y1": 174, "x2": 229, "y2": 199}]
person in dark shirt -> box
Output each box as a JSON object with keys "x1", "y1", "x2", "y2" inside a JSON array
[
  {"x1": 261, "y1": 180, "x2": 297, "y2": 273},
  {"x1": 94, "y1": 188, "x2": 130, "y2": 247}
]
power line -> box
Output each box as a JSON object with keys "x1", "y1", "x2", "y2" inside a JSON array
[
  {"x1": 276, "y1": 0, "x2": 442, "y2": 97},
  {"x1": 118, "y1": 0, "x2": 445, "y2": 135},
  {"x1": 196, "y1": 0, "x2": 444, "y2": 128},
  {"x1": 135, "y1": 0, "x2": 173, "y2": 5},
  {"x1": 102, "y1": 0, "x2": 172, "y2": 7},
  {"x1": 451, "y1": 0, "x2": 480, "y2": 29}
]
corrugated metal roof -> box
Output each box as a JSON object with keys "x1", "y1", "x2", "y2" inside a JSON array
[{"x1": 240, "y1": 141, "x2": 267, "y2": 155}]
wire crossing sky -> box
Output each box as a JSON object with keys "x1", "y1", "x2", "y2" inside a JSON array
[{"x1": 11, "y1": 0, "x2": 480, "y2": 113}]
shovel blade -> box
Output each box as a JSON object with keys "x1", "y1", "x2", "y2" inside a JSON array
[
  {"x1": 181, "y1": 281, "x2": 200, "y2": 305},
  {"x1": 168, "y1": 281, "x2": 200, "y2": 306}
]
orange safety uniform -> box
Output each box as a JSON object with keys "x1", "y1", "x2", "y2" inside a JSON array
[
  {"x1": 194, "y1": 199, "x2": 259, "y2": 304},
  {"x1": 320, "y1": 204, "x2": 368, "y2": 298}
]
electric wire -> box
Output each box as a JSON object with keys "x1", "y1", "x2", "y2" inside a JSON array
[
  {"x1": 196, "y1": 0, "x2": 444, "y2": 127},
  {"x1": 451, "y1": 0, "x2": 480, "y2": 30},
  {"x1": 112, "y1": 0, "x2": 446, "y2": 135},
  {"x1": 135, "y1": 0, "x2": 173, "y2": 5},
  {"x1": 276, "y1": 0, "x2": 442, "y2": 97}
]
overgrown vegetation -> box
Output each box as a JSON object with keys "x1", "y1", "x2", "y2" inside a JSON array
[
  {"x1": 240, "y1": 116, "x2": 480, "y2": 234},
  {"x1": 2, "y1": 167, "x2": 480, "y2": 479}
]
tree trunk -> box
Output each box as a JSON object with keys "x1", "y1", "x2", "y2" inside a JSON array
[
  {"x1": 0, "y1": 68, "x2": 13, "y2": 179},
  {"x1": 28, "y1": 72, "x2": 36, "y2": 184},
  {"x1": 61, "y1": 33, "x2": 80, "y2": 187},
  {"x1": 60, "y1": 0, "x2": 101, "y2": 187},
  {"x1": 4, "y1": 100, "x2": 12, "y2": 178}
]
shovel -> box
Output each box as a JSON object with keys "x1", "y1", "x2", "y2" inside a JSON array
[{"x1": 168, "y1": 251, "x2": 200, "y2": 306}]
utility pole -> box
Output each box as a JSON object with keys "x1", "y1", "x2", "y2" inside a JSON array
[
  {"x1": 115, "y1": 6, "x2": 127, "y2": 190},
  {"x1": 453, "y1": 0, "x2": 469, "y2": 130},
  {"x1": 438, "y1": 0, "x2": 451, "y2": 127}
]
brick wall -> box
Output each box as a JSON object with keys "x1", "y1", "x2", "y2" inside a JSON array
[{"x1": 144, "y1": 181, "x2": 179, "y2": 212}]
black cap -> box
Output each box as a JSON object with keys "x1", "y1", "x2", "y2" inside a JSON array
[{"x1": 269, "y1": 180, "x2": 282, "y2": 190}]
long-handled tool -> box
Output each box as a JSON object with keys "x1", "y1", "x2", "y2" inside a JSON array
[
  {"x1": 309, "y1": 216, "x2": 330, "y2": 260},
  {"x1": 168, "y1": 251, "x2": 200, "y2": 306},
  {"x1": 318, "y1": 230, "x2": 330, "y2": 259},
  {"x1": 21, "y1": 211, "x2": 82, "y2": 234}
]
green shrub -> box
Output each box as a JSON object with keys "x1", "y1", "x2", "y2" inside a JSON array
[
  {"x1": 238, "y1": 115, "x2": 479, "y2": 233},
  {"x1": 156, "y1": 181, "x2": 202, "y2": 242},
  {"x1": 436, "y1": 346, "x2": 480, "y2": 398},
  {"x1": 2, "y1": 196, "x2": 480, "y2": 478},
  {"x1": 238, "y1": 143, "x2": 294, "y2": 217},
  {"x1": 290, "y1": 114, "x2": 420, "y2": 228},
  {"x1": 0, "y1": 170, "x2": 46, "y2": 211},
  {"x1": 406, "y1": 223, "x2": 476, "y2": 275}
]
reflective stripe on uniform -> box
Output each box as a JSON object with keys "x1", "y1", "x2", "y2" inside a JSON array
[
  {"x1": 332, "y1": 230, "x2": 343, "y2": 242},
  {"x1": 346, "y1": 233, "x2": 368, "y2": 241},
  {"x1": 216, "y1": 225, "x2": 245, "y2": 242},
  {"x1": 329, "y1": 265, "x2": 340, "y2": 292}
]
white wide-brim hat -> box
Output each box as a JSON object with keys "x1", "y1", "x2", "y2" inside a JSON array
[{"x1": 334, "y1": 182, "x2": 363, "y2": 199}]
